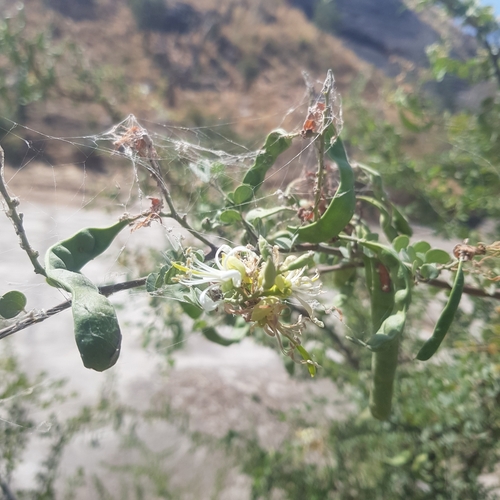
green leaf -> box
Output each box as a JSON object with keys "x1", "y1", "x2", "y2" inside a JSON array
[
  {"x1": 0, "y1": 291, "x2": 27, "y2": 319},
  {"x1": 393, "y1": 235, "x2": 410, "y2": 252},
  {"x1": 425, "y1": 249, "x2": 451, "y2": 264},
  {"x1": 201, "y1": 327, "x2": 246, "y2": 346},
  {"x1": 419, "y1": 263, "x2": 440, "y2": 280},
  {"x1": 155, "y1": 264, "x2": 171, "y2": 288},
  {"x1": 163, "y1": 265, "x2": 183, "y2": 285},
  {"x1": 411, "y1": 257, "x2": 424, "y2": 275},
  {"x1": 406, "y1": 245, "x2": 418, "y2": 263},
  {"x1": 273, "y1": 236, "x2": 293, "y2": 250},
  {"x1": 233, "y1": 184, "x2": 254, "y2": 205},
  {"x1": 180, "y1": 301, "x2": 203, "y2": 320},
  {"x1": 219, "y1": 209, "x2": 242, "y2": 223},
  {"x1": 411, "y1": 453, "x2": 430, "y2": 472},
  {"x1": 398, "y1": 109, "x2": 433, "y2": 133},
  {"x1": 332, "y1": 266, "x2": 356, "y2": 288},
  {"x1": 412, "y1": 241, "x2": 431, "y2": 254},
  {"x1": 146, "y1": 273, "x2": 159, "y2": 293}
]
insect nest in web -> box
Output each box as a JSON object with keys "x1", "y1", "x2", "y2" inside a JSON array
[
  {"x1": 300, "y1": 70, "x2": 343, "y2": 140},
  {"x1": 453, "y1": 241, "x2": 487, "y2": 261},
  {"x1": 110, "y1": 115, "x2": 158, "y2": 160},
  {"x1": 132, "y1": 197, "x2": 164, "y2": 232}
]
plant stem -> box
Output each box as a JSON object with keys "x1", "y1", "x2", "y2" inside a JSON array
[
  {"x1": 140, "y1": 133, "x2": 217, "y2": 255},
  {"x1": 312, "y1": 71, "x2": 334, "y2": 220},
  {"x1": 0, "y1": 146, "x2": 46, "y2": 276},
  {"x1": 0, "y1": 277, "x2": 147, "y2": 340}
]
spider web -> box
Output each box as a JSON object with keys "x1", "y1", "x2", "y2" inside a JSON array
[{"x1": 0, "y1": 77, "x2": 333, "y2": 478}]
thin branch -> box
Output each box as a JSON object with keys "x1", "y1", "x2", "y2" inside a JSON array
[
  {"x1": 0, "y1": 277, "x2": 147, "y2": 341},
  {"x1": 313, "y1": 127, "x2": 326, "y2": 221},
  {"x1": 316, "y1": 239, "x2": 500, "y2": 300},
  {"x1": 152, "y1": 168, "x2": 217, "y2": 254},
  {"x1": 99, "y1": 277, "x2": 147, "y2": 296},
  {"x1": 324, "y1": 326, "x2": 360, "y2": 370},
  {"x1": 313, "y1": 71, "x2": 333, "y2": 220},
  {"x1": 140, "y1": 134, "x2": 217, "y2": 255},
  {"x1": 317, "y1": 261, "x2": 362, "y2": 274},
  {"x1": 0, "y1": 146, "x2": 46, "y2": 276},
  {"x1": 426, "y1": 277, "x2": 500, "y2": 300}
]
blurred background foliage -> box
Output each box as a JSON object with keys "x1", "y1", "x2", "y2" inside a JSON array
[{"x1": 2, "y1": 0, "x2": 500, "y2": 498}]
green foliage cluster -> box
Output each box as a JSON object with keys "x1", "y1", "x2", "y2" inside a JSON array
[
  {"x1": 347, "y1": 0, "x2": 500, "y2": 236},
  {"x1": 232, "y1": 351, "x2": 500, "y2": 499},
  {"x1": 0, "y1": 6, "x2": 57, "y2": 123},
  {"x1": 0, "y1": 3, "x2": 124, "y2": 130}
]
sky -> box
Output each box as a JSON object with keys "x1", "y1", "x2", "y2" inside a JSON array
[{"x1": 481, "y1": 0, "x2": 500, "y2": 16}]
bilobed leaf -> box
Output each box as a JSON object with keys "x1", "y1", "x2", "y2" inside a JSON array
[
  {"x1": 233, "y1": 184, "x2": 254, "y2": 205},
  {"x1": 393, "y1": 235, "x2": 410, "y2": 252},
  {"x1": 0, "y1": 291, "x2": 27, "y2": 319},
  {"x1": 412, "y1": 241, "x2": 431, "y2": 254},
  {"x1": 425, "y1": 249, "x2": 451, "y2": 264},
  {"x1": 419, "y1": 263, "x2": 440, "y2": 280},
  {"x1": 219, "y1": 209, "x2": 242, "y2": 223}
]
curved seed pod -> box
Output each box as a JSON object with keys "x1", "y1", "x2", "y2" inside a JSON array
[
  {"x1": 45, "y1": 219, "x2": 131, "y2": 371},
  {"x1": 364, "y1": 254, "x2": 396, "y2": 420},
  {"x1": 369, "y1": 338, "x2": 399, "y2": 421},
  {"x1": 392, "y1": 205, "x2": 412, "y2": 237},
  {"x1": 416, "y1": 259, "x2": 464, "y2": 361},
  {"x1": 363, "y1": 246, "x2": 411, "y2": 354},
  {"x1": 290, "y1": 136, "x2": 355, "y2": 244},
  {"x1": 358, "y1": 196, "x2": 399, "y2": 243},
  {"x1": 358, "y1": 239, "x2": 412, "y2": 420},
  {"x1": 357, "y1": 162, "x2": 413, "y2": 238},
  {"x1": 233, "y1": 130, "x2": 293, "y2": 204}
]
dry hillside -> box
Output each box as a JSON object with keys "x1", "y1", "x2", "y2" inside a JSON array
[
  {"x1": 1, "y1": 0, "x2": 467, "y2": 189},
  {"x1": 7, "y1": 0, "x2": 387, "y2": 147}
]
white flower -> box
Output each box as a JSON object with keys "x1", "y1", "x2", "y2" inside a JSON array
[
  {"x1": 198, "y1": 284, "x2": 222, "y2": 311},
  {"x1": 276, "y1": 267, "x2": 324, "y2": 327},
  {"x1": 173, "y1": 244, "x2": 260, "y2": 311},
  {"x1": 176, "y1": 258, "x2": 242, "y2": 288}
]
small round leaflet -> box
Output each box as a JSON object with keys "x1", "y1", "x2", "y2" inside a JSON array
[{"x1": 0, "y1": 291, "x2": 27, "y2": 319}]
